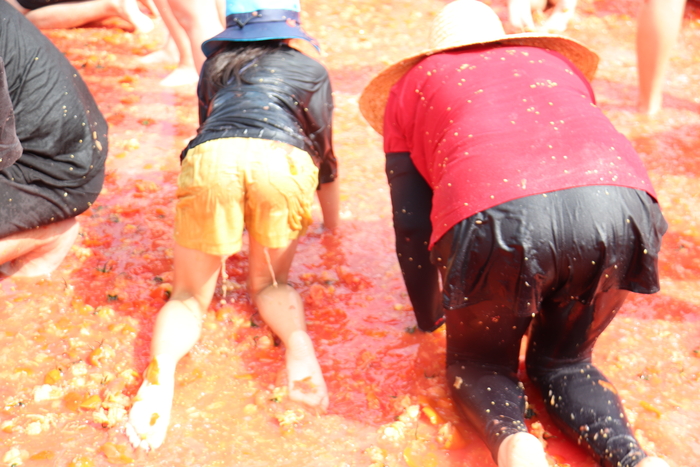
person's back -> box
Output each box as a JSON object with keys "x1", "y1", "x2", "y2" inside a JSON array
[
  {"x1": 0, "y1": 0, "x2": 107, "y2": 184},
  {"x1": 0, "y1": 1, "x2": 107, "y2": 277},
  {"x1": 386, "y1": 44, "x2": 653, "y2": 248},
  {"x1": 192, "y1": 43, "x2": 336, "y2": 184}
]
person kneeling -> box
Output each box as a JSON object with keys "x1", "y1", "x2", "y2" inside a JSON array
[
  {"x1": 0, "y1": 3, "x2": 107, "y2": 278},
  {"x1": 126, "y1": 0, "x2": 339, "y2": 451},
  {"x1": 360, "y1": 1, "x2": 670, "y2": 466}
]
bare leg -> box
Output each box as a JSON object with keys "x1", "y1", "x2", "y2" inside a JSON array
[
  {"x1": 23, "y1": 0, "x2": 154, "y2": 32},
  {"x1": 0, "y1": 218, "x2": 79, "y2": 277},
  {"x1": 248, "y1": 236, "x2": 329, "y2": 410},
  {"x1": 167, "y1": 0, "x2": 224, "y2": 72},
  {"x1": 126, "y1": 244, "x2": 221, "y2": 450},
  {"x1": 139, "y1": 33, "x2": 180, "y2": 64},
  {"x1": 215, "y1": 0, "x2": 225, "y2": 26},
  {"x1": 144, "y1": 0, "x2": 199, "y2": 87},
  {"x1": 497, "y1": 432, "x2": 548, "y2": 467},
  {"x1": 317, "y1": 180, "x2": 340, "y2": 231},
  {"x1": 508, "y1": 0, "x2": 537, "y2": 31},
  {"x1": 636, "y1": 0, "x2": 687, "y2": 115}
]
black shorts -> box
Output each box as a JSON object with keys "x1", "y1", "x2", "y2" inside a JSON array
[
  {"x1": 431, "y1": 185, "x2": 667, "y2": 316},
  {"x1": 0, "y1": 161, "x2": 103, "y2": 238},
  {"x1": 16, "y1": 0, "x2": 74, "y2": 10}
]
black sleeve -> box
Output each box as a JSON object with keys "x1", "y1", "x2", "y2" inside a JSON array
[
  {"x1": 303, "y1": 61, "x2": 336, "y2": 186},
  {"x1": 386, "y1": 151, "x2": 444, "y2": 332}
]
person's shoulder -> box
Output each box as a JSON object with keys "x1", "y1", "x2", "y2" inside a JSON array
[{"x1": 1, "y1": 2, "x2": 38, "y2": 36}]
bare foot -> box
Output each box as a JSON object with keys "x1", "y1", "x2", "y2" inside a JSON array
[
  {"x1": 638, "y1": 98, "x2": 662, "y2": 116},
  {"x1": 285, "y1": 330, "x2": 329, "y2": 410},
  {"x1": 0, "y1": 218, "x2": 79, "y2": 277},
  {"x1": 160, "y1": 67, "x2": 200, "y2": 87},
  {"x1": 139, "y1": 38, "x2": 179, "y2": 65},
  {"x1": 497, "y1": 432, "x2": 548, "y2": 467},
  {"x1": 126, "y1": 355, "x2": 176, "y2": 451},
  {"x1": 508, "y1": 0, "x2": 536, "y2": 31},
  {"x1": 114, "y1": 0, "x2": 154, "y2": 33},
  {"x1": 541, "y1": 0, "x2": 577, "y2": 33},
  {"x1": 637, "y1": 457, "x2": 671, "y2": 467},
  {"x1": 139, "y1": 48, "x2": 176, "y2": 65}
]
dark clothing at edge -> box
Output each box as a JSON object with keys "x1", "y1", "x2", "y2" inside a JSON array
[{"x1": 0, "y1": 1, "x2": 107, "y2": 237}]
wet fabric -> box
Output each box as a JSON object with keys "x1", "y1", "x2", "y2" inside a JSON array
[
  {"x1": 187, "y1": 44, "x2": 336, "y2": 186},
  {"x1": 0, "y1": 164, "x2": 103, "y2": 238},
  {"x1": 175, "y1": 137, "x2": 318, "y2": 256},
  {"x1": 0, "y1": 2, "x2": 108, "y2": 236},
  {"x1": 15, "y1": 0, "x2": 74, "y2": 10},
  {"x1": 444, "y1": 289, "x2": 647, "y2": 467},
  {"x1": 432, "y1": 185, "x2": 667, "y2": 315},
  {"x1": 0, "y1": 59, "x2": 21, "y2": 171},
  {"x1": 433, "y1": 185, "x2": 666, "y2": 465},
  {"x1": 385, "y1": 151, "x2": 443, "y2": 331},
  {"x1": 383, "y1": 46, "x2": 656, "y2": 248}
]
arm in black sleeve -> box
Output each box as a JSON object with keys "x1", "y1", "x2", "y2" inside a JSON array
[
  {"x1": 299, "y1": 56, "x2": 336, "y2": 185},
  {"x1": 386, "y1": 151, "x2": 444, "y2": 332}
]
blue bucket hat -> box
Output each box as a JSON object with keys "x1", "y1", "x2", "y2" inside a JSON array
[{"x1": 202, "y1": 0, "x2": 319, "y2": 57}]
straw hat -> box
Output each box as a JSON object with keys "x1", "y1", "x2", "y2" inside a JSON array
[
  {"x1": 202, "y1": 0, "x2": 318, "y2": 57},
  {"x1": 359, "y1": 0, "x2": 599, "y2": 135}
]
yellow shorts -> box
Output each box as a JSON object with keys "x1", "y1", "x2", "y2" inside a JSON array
[{"x1": 175, "y1": 138, "x2": 318, "y2": 256}]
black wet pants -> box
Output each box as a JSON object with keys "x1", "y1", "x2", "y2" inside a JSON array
[
  {"x1": 444, "y1": 290, "x2": 645, "y2": 467},
  {"x1": 432, "y1": 186, "x2": 667, "y2": 467}
]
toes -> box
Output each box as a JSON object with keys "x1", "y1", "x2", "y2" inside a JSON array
[{"x1": 125, "y1": 422, "x2": 148, "y2": 451}]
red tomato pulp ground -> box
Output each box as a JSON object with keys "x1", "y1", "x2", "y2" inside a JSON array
[{"x1": 1, "y1": 0, "x2": 699, "y2": 466}]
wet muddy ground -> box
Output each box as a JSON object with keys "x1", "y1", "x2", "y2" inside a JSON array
[{"x1": 0, "y1": 0, "x2": 699, "y2": 466}]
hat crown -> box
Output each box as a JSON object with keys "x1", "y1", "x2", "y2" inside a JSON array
[
  {"x1": 226, "y1": 0, "x2": 300, "y2": 15},
  {"x1": 429, "y1": 0, "x2": 506, "y2": 50}
]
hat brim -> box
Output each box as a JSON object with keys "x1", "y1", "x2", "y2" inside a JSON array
[
  {"x1": 202, "y1": 22, "x2": 318, "y2": 57},
  {"x1": 359, "y1": 34, "x2": 599, "y2": 135}
]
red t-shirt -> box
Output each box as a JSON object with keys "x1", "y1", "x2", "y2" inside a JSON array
[{"x1": 384, "y1": 46, "x2": 655, "y2": 248}]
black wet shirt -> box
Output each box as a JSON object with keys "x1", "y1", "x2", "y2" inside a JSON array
[
  {"x1": 0, "y1": 1, "x2": 107, "y2": 188},
  {"x1": 185, "y1": 45, "x2": 336, "y2": 184}
]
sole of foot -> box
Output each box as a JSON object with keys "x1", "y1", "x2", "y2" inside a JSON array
[
  {"x1": 125, "y1": 356, "x2": 176, "y2": 451},
  {"x1": 497, "y1": 432, "x2": 548, "y2": 467},
  {"x1": 285, "y1": 330, "x2": 329, "y2": 411}
]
